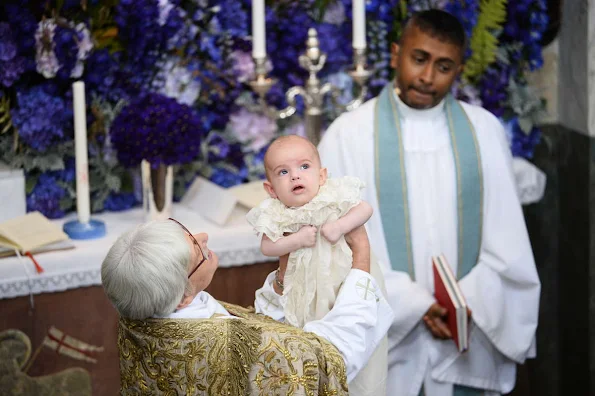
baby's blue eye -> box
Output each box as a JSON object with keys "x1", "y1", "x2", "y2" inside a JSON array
[
  {"x1": 279, "y1": 169, "x2": 288, "y2": 175},
  {"x1": 300, "y1": 164, "x2": 310, "y2": 170}
]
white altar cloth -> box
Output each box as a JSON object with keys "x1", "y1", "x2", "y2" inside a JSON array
[{"x1": 0, "y1": 204, "x2": 268, "y2": 299}]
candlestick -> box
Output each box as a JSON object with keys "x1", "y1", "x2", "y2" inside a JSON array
[
  {"x1": 252, "y1": 0, "x2": 266, "y2": 59},
  {"x1": 63, "y1": 81, "x2": 106, "y2": 240},
  {"x1": 352, "y1": 0, "x2": 366, "y2": 50},
  {"x1": 249, "y1": 28, "x2": 373, "y2": 146}
]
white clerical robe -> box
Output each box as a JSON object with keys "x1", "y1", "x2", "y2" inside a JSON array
[
  {"x1": 318, "y1": 93, "x2": 541, "y2": 396},
  {"x1": 166, "y1": 269, "x2": 394, "y2": 383}
]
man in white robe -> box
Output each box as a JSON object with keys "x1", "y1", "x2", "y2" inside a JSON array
[{"x1": 318, "y1": 9, "x2": 540, "y2": 396}]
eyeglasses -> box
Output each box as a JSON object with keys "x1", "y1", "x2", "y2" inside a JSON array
[{"x1": 168, "y1": 218, "x2": 207, "y2": 279}]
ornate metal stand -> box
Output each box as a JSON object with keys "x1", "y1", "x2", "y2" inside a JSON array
[{"x1": 249, "y1": 28, "x2": 373, "y2": 146}]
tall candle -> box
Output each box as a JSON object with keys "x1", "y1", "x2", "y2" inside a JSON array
[
  {"x1": 72, "y1": 81, "x2": 90, "y2": 225},
  {"x1": 352, "y1": 0, "x2": 366, "y2": 50},
  {"x1": 252, "y1": 0, "x2": 266, "y2": 58}
]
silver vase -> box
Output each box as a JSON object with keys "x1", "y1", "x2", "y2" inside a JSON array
[{"x1": 140, "y1": 160, "x2": 173, "y2": 221}]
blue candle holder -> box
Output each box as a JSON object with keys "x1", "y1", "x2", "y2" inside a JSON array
[{"x1": 63, "y1": 219, "x2": 106, "y2": 240}]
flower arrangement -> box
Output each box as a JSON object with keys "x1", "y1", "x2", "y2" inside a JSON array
[
  {"x1": 0, "y1": 0, "x2": 549, "y2": 219},
  {"x1": 109, "y1": 92, "x2": 204, "y2": 167}
]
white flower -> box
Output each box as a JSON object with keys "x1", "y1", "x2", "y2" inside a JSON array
[
  {"x1": 323, "y1": 1, "x2": 346, "y2": 25},
  {"x1": 229, "y1": 108, "x2": 278, "y2": 152},
  {"x1": 158, "y1": 0, "x2": 175, "y2": 26},
  {"x1": 71, "y1": 23, "x2": 93, "y2": 78},
  {"x1": 158, "y1": 57, "x2": 201, "y2": 105},
  {"x1": 35, "y1": 19, "x2": 59, "y2": 79}
]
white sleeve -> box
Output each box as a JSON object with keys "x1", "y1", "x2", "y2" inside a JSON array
[
  {"x1": 254, "y1": 271, "x2": 285, "y2": 322},
  {"x1": 303, "y1": 269, "x2": 394, "y2": 382},
  {"x1": 458, "y1": 115, "x2": 541, "y2": 364}
]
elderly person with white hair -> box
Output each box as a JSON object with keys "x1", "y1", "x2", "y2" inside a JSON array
[{"x1": 102, "y1": 218, "x2": 393, "y2": 394}]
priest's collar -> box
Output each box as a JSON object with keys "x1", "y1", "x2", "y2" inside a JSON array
[{"x1": 393, "y1": 88, "x2": 445, "y2": 120}]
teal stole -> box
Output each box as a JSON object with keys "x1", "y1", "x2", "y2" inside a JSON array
[{"x1": 374, "y1": 84, "x2": 484, "y2": 396}]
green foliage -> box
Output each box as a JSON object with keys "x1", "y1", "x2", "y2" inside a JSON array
[
  {"x1": 463, "y1": 0, "x2": 507, "y2": 83},
  {"x1": 505, "y1": 77, "x2": 547, "y2": 135},
  {"x1": 311, "y1": 0, "x2": 338, "y2": 22},
  {"x1": 0, "y1": 96, "x2": 13, "y2": 135}
]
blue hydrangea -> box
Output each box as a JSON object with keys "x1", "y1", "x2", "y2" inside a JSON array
[
  {"x1": 509, "y1": 118, "x2": 541, "y2": 159},
  {"x1": 0, "y1": 22, "x2": 25, "y2": 87},
  {"x1": 209, "y1": 166, "x2": 247, "y2": 188},
  {"x1": 26, "y1": 173, "x2": 67, "y2": 219},
  {"x1": 12, "y1": 85, "x2": 73, "y2": 152},
  {"x1": 103, "y1": 192, "x2": 138, "y2": 211}
]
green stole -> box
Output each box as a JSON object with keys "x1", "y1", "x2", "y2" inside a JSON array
[{"x1": 374, "y1": 84, "x2": 484, "y2": 396}]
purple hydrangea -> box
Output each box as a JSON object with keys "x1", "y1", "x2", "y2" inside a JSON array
[
  {"x1": 0, "y1": 22, "x2": 25, "y2": 87},
  {"x1": 110, "y1": 92, "x2": 205, "y2": 167},
  {"x1": 478, "y1": 63, "x2": 510, "y2": 118},
  {"x1": 508, "y1": 118, "x2": 541, "y2": 159},
  {"x1": 115, "y1": 0, "x2": 183, "y2": 87},
  {"x1": 217, "y1": 0, "x2": 248, "y2": 37},
  {"x1": 12, "y1": 85, "x2": 73, "y2": 152},
  {"x1": 228, "y1": 108, "x2": 278, "y2": 152},
  {"x1": 26, "y1": 173, "x2": 67, "y2": 219},
  {"x1": 206, "y1": 132, "x2": 232, "y2": 162},
  {"x1": 209, "y1": 166, "x2": 247, "y2": 188},
  {"x1": 2, "y1": 2, "x2": 39, "y2": 72},
  {"x1": 103, "y1": 192, "x2": 138, "y2": 211}
]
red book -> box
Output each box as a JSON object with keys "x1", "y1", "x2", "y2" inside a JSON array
[{"x1": 432, "y1": 254, "x2": 468, "y2": 352}]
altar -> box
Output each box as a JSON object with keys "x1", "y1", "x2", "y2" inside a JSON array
[{"x1": 0, "y1": 203, "x2": 272, "y2": 299}]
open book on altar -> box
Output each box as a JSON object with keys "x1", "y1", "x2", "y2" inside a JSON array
[
  {"x1": 432, "y1": 254, "x2": 469, "y2": 352},
  {"x1": 0, "y1": 211, "x2": 74, "y2": 258}
]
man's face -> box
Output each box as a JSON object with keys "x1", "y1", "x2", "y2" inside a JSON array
[{"x1": 391, "y1": 26, "x2": 463, "y2": 109}]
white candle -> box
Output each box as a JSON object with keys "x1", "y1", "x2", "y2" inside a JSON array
[
  {"x1": 252, "y1": 0, "x2": 266, "y2": 59},
  {"x1": 72, "y1": 81, "x2": 90, "y2": 225},
  {"x1": 352, "y1": 0, "x2": 366, "y2": 50}
]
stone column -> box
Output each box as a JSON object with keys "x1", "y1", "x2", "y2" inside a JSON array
[{"x1": 523, "y1": 1, "x2": 594, "y2": 394}]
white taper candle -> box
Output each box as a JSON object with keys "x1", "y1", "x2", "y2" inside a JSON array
[
  {"x1": 72, "y1": 81, "x2": 90, "y2": 224},
  {"x1": 352, "y1": 0, "x2": 366, "y2": 50},
  {"x1": 252, "y1": 0, "x2": 266, "y2": 59}
]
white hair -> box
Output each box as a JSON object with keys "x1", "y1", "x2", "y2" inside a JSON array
[{"x1": 101, "y1": 220, "x2": 192, "y2": 319}]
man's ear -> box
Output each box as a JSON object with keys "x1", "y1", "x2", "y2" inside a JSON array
[
  {"x1": 263, "y1": 181, "x2": 277, "y2": 199},
  {"x1": 456, "y1": 64, "x2": 464, "y2": 78},
  {"x1": 319, "y1": 167, "x2": 328, "y2": 186},
  {"x1": 390, "y1": 42, "x2": 400, "y2": 69},
  {"x1": 177, "y1": 293, "x2": 194, "y2": 310}
]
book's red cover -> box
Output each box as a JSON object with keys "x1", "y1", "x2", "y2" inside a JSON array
[{"x1": 432, "y1": 258, "x2": 462, "y2": 351}]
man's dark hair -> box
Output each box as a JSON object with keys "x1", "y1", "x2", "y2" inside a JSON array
[{"x1": 402, "y1": 9, "x2": 467, "y2": 51}]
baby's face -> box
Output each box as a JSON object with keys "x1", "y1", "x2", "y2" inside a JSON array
[{"x1": 264, "y1": 140, "x2": 327, "y2": 207}]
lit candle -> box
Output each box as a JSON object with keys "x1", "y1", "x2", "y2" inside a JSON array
[
  {"x1": 252, "y1": 0, "x2": 266, "y2": 59},
  {"x1": 72, "y1": 81, "x2": 90, "y2": 225},
  {"x1": 352, "y1": 0, "x2": 366, "y2": 50}
]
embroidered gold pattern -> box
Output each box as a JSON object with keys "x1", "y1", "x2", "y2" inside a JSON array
[{"x1": 118, "y1": 302, "x2": 348, "y2": 395}]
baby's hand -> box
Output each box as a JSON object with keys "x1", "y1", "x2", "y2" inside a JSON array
[
  {"x1": 297, "y1": 225, "x2": 317, "y2": 248},
  {"x1": 321, "y1": 221, "x2": 343, "y2": 245}
]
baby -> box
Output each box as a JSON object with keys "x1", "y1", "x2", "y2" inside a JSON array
[{"x1": 247, "y1": 135, "x2": 387, "y2": 395}]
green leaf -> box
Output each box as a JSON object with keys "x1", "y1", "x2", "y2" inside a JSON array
[
  {"x1": 0, "y1": 95, "x2": 14, "y2": 136},
  {"x1": 518, "y1": 117, "x2": 533, "y2": 134},
  {"x1": 25, "y1": 175, "x2": 38, "y2": 195},
  {"x1": 60, "y1": 197, "x2": 74, "y2": 212},
  {"x1": 463, "y1": 0, "x2": 508, "y2": 83}
]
